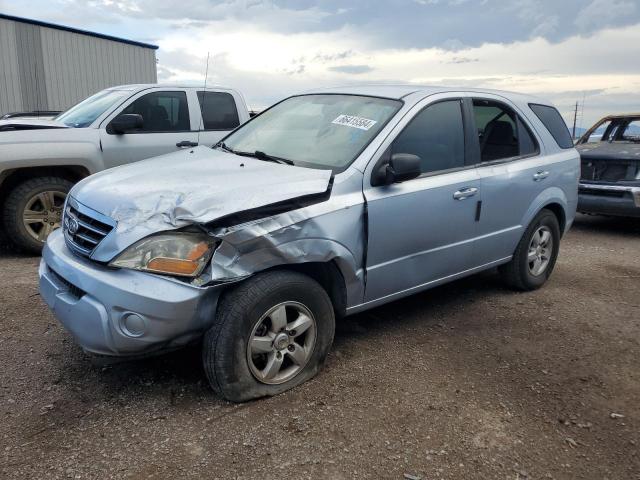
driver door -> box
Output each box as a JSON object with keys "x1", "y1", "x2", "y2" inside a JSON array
[
  {"x1": 363, "y1": 96, "x2": 481, "y2": 303},
  {"x1": 99, "y1": 90, "x2": 199, "y2": 169}
]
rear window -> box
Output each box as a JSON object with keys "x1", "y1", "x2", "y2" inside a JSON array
[
  {"x1": 197, "y1": 91, "x2": 240, "y2": 130},
  {"x1": 529, "y1": 104, "x2": 573, "y2": 149}
]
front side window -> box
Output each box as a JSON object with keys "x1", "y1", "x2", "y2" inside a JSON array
[
  {"x1": 473, "y1": 99, "x2": 538, "y2": 162},
  {"x1": 586, "y1": 120, "x2": 611, "y2": 143},
  {"x1": 197, "y1": 91, "x2": 240, "y2": 130},
  {"x1": 391, "y1": 100, "x2": 465, "y2": 174},
  {"x1": 121, "y1": 91, "x2": 190, "y2": 132},
  {"x1": 56, "y1": 89, "x2": 132, "y2": 128},
  {"x1": 222, "y1": 94, "x2": 402, "y2": 171}
]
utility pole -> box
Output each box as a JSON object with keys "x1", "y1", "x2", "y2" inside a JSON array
[{"x1": 572, "y1": 101, "x2": 579, "y2": 139}]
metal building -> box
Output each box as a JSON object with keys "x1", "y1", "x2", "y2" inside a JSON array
[{"x1": 0, "y1": 13, "x2": 158, "y2": 116}]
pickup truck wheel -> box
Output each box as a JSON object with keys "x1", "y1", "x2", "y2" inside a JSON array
[
  {"x1": 202, "y1": 270, "x2": 335, "y2": 402},
  {"x1": 499, "y1": 209, "x2": 560, "y2": 291},
  {"x1": 2, "y1": 176, "x2": 73, "y2": 254}
]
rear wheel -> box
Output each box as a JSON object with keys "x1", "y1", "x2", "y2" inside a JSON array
[
  {"x1": 499, "y1": 209, "x2": 561, "y2": 291},
  {"x1": 202, "y1": 270, "x2": 335, "y2": 402},
  {"x1": 2, "y1": 176, "x2": 72, "y2": 254}
]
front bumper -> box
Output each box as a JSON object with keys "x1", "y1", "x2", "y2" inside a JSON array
[
  {"x1": 39, "y1": 229, "x2": 224, "y2": 356},
  {"x1": 578, "y1": 183, "x2": 640, "y2": 218}
]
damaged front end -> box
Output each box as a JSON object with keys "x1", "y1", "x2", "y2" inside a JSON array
[{"x1": 41, "y1": 147, "x2": 367, "y2": 357}]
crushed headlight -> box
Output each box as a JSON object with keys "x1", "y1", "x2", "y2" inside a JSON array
[{"x1": 109, "y1": 232, "x2": 217, "y2": 278}]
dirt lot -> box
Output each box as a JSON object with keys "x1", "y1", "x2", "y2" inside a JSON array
[{"x1": 1, "y1": 214, "x2": 639, "y2": 480}]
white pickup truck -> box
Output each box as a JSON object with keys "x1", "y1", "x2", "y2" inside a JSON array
[{"x1": 0, "y1": 84, "x2": 250, "y2": 252}]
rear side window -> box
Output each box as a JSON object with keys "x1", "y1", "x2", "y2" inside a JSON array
[
  {"x1": 392, "y1": 100, "x2": 465, "y2": 174},
  {"x1": 472, "y1": 99, "x2": 538, "y2": 162},
  {"x1": 529, "y1": 103, "x2": 573, "y2": 149},
  {"x1": 197, "y1": 91, "x2": 240, "y2": 130}
]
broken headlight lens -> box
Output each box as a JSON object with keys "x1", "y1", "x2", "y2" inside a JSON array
[{"x1": 109, "y1": 232, "x2": 217, "y2": 278}]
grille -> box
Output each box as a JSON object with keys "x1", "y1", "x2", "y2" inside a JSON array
[
  {"x1": 63, "y1": 201, "x2": 114, "y2": 257},
  {"x1": 49, "y1": 268, "x2": 85, "y2": 299},
  {"x1": 578, "y1": 187, "x2": 626, "y2": 198}
]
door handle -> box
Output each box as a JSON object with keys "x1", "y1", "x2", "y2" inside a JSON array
[
  {"x1": 176, "y1": 141, "x2": 198, "y2": 148},
  {"x1": 533, "y1": 170, "x2": 549, "y2": 181},
  {"x1": 453, "y1": 187, "x2": 478, "y2": 200}
]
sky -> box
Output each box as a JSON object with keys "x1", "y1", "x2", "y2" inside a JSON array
[{"x1": 2, "y1": 0, "x2": 640, "y2": 128}]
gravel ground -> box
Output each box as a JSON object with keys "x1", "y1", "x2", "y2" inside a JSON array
[{"x1": 1, "y1": 214, "x2": 639, "y2": 479}]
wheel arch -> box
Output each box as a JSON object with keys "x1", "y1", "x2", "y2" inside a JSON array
[
  {"x1": 521, "y1": 186, "x2": 571, "y2": 237},
  {"x1": 264, "y1": 260, "x2": 348, "y2": 319},
  {"x1": 0, "y1": 165, "x2": 90, "y2": 204}
]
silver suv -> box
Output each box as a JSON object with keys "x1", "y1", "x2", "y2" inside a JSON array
[{"x1": 39, "y1": 86, "x2": 579, "y2": 402}]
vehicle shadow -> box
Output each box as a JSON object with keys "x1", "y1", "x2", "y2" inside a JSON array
[
  {"x1": 83, "y1": 268, "x2": 507, "y2": 400},
  {"x1": 572, "y1": 213, "x2": 640, "y2": 237}
]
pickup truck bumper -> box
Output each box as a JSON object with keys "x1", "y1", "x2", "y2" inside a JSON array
[
  {"x1": 39, "y1": 229, "x2": 224, "y2": 356},
  {"x1": 578, "y1": 183, "x2": 640, "y2": 218}
]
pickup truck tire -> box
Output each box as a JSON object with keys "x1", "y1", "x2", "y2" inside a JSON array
[
  {"x1": 499, "y1": 208, "x2": 560, "y2": 291},
  {"x1": 2, "y1": 176, "x2": 73, "y2": 254},
  {"x1": 202, "y1": 270, "x2": 335, "y2": 402}
]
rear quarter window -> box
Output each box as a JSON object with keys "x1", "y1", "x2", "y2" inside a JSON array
[{"x1": 529, "y1": 103, "x2": 574, "y2": 149}]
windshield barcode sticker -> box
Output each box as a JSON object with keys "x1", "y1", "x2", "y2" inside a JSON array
[{"x1": 332, "y1": 114, "x2": 377, "y2": 131}]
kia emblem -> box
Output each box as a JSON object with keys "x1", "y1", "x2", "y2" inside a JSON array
[{"x1": 68, "y1": 217, "x2": 79, "y2": 235}]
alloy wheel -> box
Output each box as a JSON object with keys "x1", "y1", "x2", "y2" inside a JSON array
[
  {"x1": 247, "y1": 301, "x2": 317, "y2": 385},
  {"x1": 22, "y1": 190, "x2": 67, "y2": 243},
  {"x1": 527, "y1": 225, "x2": 553, "y2": 276}
]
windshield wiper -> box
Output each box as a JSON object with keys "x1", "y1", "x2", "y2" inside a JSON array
[
  {"x1": 214, "y1": 142, "x2": 235, "y2": 153},
  {"x1": 213, "y1": 144, "x2": 294, "y2": 165}
]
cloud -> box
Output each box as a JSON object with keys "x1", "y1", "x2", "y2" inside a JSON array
[
  {"x1": 2, "y1": 0, "x2": 640, "y2": 125},
  {"x1": 329, "y1": 65, "x2": 373, "y2": 74},
  {"x1": 575, "y1": 0, "x2": 637, "y2": 31}
]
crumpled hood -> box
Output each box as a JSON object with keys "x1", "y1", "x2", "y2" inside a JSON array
[
  {"x1": 72, "y1": 145, "x2": 333, "y2": 238},
  {"x1": 0, "y1": 118, "x2": 68, "y2": 131}
]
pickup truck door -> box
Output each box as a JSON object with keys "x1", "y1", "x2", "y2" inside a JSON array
[
  {"x1": 99, "y1": 89, "x2": 199, "y2": 169},
  {"x1": 362, "y1": 96, "x2": 481, "y2": 303}
]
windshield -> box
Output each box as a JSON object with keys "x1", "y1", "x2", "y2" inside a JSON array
[
  {"x1": 221, "y1": 94, "x2": 402, "y2": 170},
  {"x1": 56, "y1": 89, "x2": 132, "y2": 128}
]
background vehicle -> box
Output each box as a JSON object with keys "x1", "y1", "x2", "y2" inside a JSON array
[
  {"x1": 575, "y1": 114, "x2": 640, "y2": 217},
  {"x1": 0, "y1": 84, "x2": 250, "y2": 252},
  {"x1": 39, "y1": 86, "x2": 579, "y2": 402}
]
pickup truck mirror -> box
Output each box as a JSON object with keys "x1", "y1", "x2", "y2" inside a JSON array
[
  {"x1": 372, "y1": 153, "x2": 421, "y2": 186},
  {"x1": 110, "y1": 114, "x2": 143, "y2": 134}
]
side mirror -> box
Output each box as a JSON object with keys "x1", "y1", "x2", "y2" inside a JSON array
[
  {"x1": 110, "y1": 114, "x2": 143, "y2": 134},
  {"x1": 372, "y1": 153, "x2": 421, "y2": 186}
]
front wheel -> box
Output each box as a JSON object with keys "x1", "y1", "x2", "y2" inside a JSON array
[
  {"x1": 499, "y1": 209, "x2": 561, "y2": 291},
  {"x1": 202, "y1": 270, "x2": 335, "y2": 402},
  {"x1": 2, "y1": 176, "x2": 73, "y2": 254}
]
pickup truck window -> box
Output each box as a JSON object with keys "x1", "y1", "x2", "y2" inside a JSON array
[
  {"x1": 197, "y1": 91, "x2": 240, "y2": 130},
  {"x1": 222, "y1": 94, "x2": 401, "y2": 171},
  {"x1": 121, "y1": 91, "x2": 190, "y2": 132},
  {"x1": 56, "y1": 89, "x2": 131, "y2": 128},
  {"x1": 392, "y1": 100, "x2": 465, "y2": 174}
]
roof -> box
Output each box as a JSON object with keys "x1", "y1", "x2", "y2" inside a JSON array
[
  {"x1": 305, "y1": 84, "x2": 550, "y2": 104},
  {"x1": 0, "y1": 13, "x2": 158, "y2": 50}
]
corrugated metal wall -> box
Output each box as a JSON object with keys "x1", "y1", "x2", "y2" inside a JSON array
[{"x1": 0, "y1": 17, "x2": 157, "y2": 115}]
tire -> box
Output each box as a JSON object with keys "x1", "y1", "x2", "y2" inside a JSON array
[
  {"x1": 2, "y1": 176, "x2": 73, "y2": 254},
  {"x1": 499, "y1": 208, "x2": 561, "y2": 291},
  {"x1": 203, "y1": 270, "x2": 335, "y2": 402}
]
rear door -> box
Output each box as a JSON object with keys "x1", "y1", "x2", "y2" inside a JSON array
[
  {"x1": 99, "y1": 89, "x2": 198, "y2": 169},
  {"x1": 468, "y1": 96, "x2": 548, "y2": 265},
  {"x1": 363, "y1": 95, "x2": 481, "y2": 303}
]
